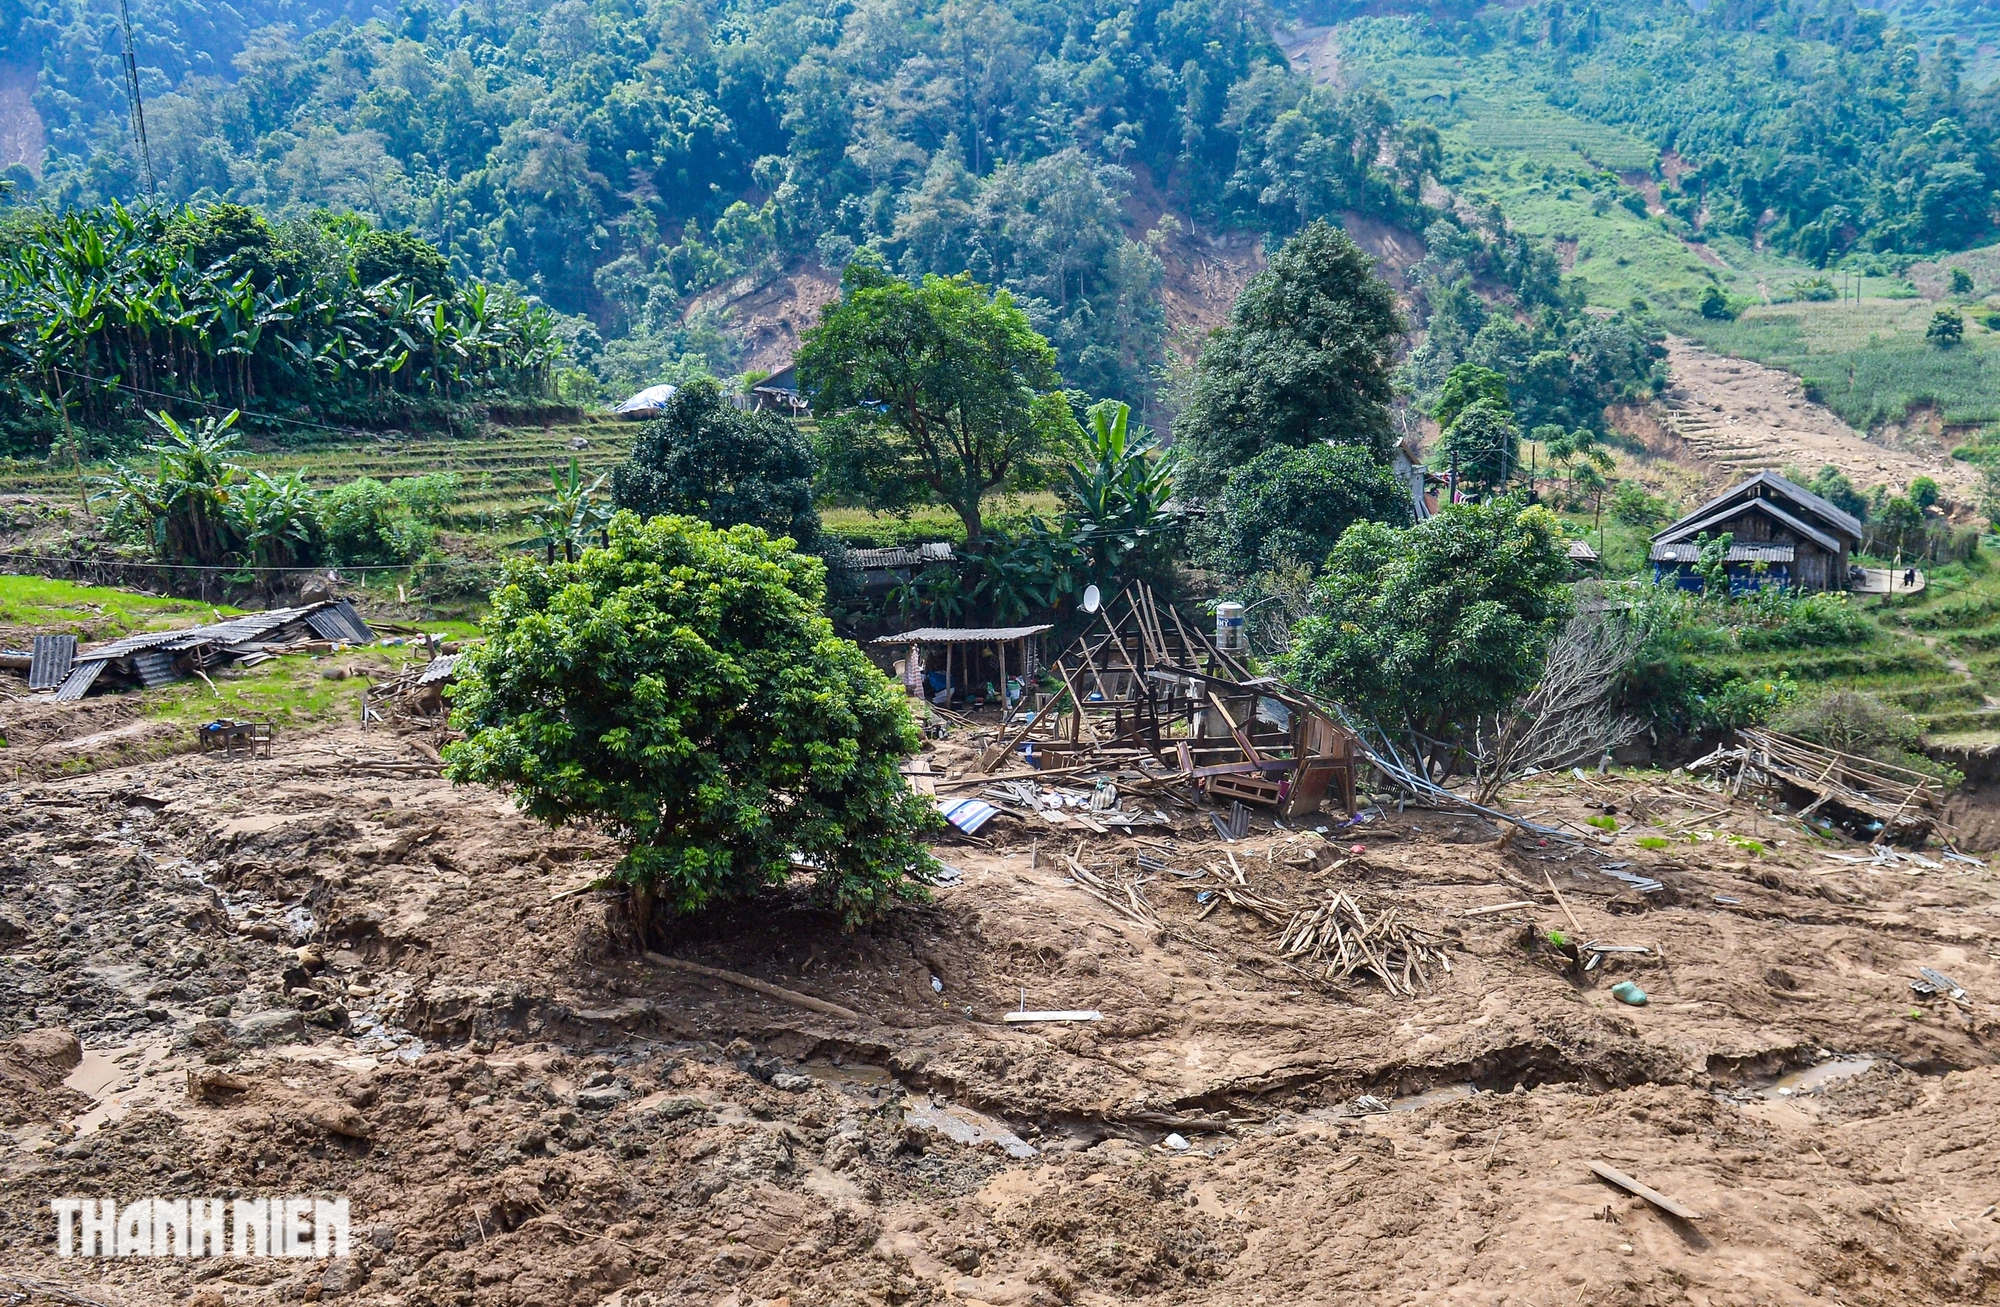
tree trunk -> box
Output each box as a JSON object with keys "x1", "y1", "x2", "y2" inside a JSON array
[{"x1": 631, "y1": 886, "x2": 655, "y2": 948}]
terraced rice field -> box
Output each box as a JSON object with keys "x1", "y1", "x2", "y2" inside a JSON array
[{"x1": 0, "y1": 418, "x2": 640, "y2": 544}]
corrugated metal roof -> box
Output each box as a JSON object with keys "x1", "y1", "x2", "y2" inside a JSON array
[
  {"x1": 132, "y1": 649, "x2": 182, "y2": 688},
  {"x1": 417, "y1": 653, "x2": 460, "y2": 685},
  {"x1": 1654, "y1": 495, "x2": 1842, "y2": 555},
  {"x1": 1566, "y1": 540, "x2": 1599, "y2": 561},
  {"x1": 75, "y1": 602, "x2": 374, "y2": 663},
  {"x1": 51, "y1": 601, "x2": 379, "y2": 699},
  {"x1": 849, "y1": 543, "x2": 955, "y2": 569},
  {"x1": 305, "y1": 599, "x2": 373, "y2": 644},
  {"x1": 28, "y1": 634, "x2": 75, "y2": 690},
  {"x1": 52, "y1": 659, "x2": 104, "y2": 702},
  {"x1": 874, "y1": 625, "x2": 1053, "y2": 643},
  {"x1": 1650, "y1": 542, "x2": 1796, "y2": 563}
]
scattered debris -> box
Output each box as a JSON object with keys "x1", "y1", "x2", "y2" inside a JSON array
[
  {"x1": 1274, "y1": 893, "x2": 1450, "y2": 995},
  {"x1": 1912, "y1": 967, "x2": 1971, "y2": 1009},
  {"x1": 1610, "y1": 981, "x2": 1649, "y2": 1006},
  {"x1": 1003, "y1": 1010, "x2": 1102, "y2": 1023},
  {"x1": 1693, "y1": 729, "x2": 1944, "y2": 841},
  {"x1": 939, "y1": 796, "x2": 1001, "y2": 835},
  {"x1": 42, "y1": 600, "x2": 375, "y2": 701},
  {"x1": 1464, "y1": 901, "x2": 1537, "y2": 917}
]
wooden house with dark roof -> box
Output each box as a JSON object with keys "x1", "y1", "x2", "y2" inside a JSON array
[{"x1": 1649, "y1": 471, "x2": 1864, "y2": 593}]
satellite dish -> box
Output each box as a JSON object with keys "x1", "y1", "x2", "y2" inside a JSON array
[{"x1": 1081, "y1": 584, "x2": 1102, "y2": 614}]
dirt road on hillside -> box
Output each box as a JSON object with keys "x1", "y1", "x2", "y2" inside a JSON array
[
  {"x1": 4, "y1": 720, "x2": 2000, "y2": 1305},
  {"x1": 1661, "y1": 340, "x2": 1980, "y2": 506}
]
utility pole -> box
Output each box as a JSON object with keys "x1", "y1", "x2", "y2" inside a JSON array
[{"x1": 116, "y1": 0, "x2": 155, "y2": 197}]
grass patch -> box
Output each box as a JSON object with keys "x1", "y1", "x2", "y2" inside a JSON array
[
  {"x1": 1635, "y1": 835, "x2": 1671, "y2": 850},
  {"x1": 134, "y1": 648, "x2": 417, "y2": 736},
  {"x1": 1337, "y1": 23, "x2": 1820, "y2": 312},
  {"x1": 0, "y1": 574, "x2": 240, "y2": 642}
]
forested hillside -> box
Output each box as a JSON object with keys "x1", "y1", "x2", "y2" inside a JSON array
[
  {"x1": 4, "y1": 0, "x2": 1447, "y2": 413},
  {"x1": 1349, "y1": 0, "x2": 2000, "y2": 264},
  {"x1": 2, "y1": 0, "x2": 1995, "y2": 440}
]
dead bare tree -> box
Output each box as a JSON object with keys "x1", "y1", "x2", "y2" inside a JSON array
[{"x1": 1474, "y1": 611, "x2": 1645, "y2": 804}]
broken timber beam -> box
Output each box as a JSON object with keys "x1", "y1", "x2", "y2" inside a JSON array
[
  {"x1": 643, "y1": 952, "x2": 864, "y2": 1022},
  {"x1": 1588, "y1": 1162, "x2": 1702, "y2": 1220}
]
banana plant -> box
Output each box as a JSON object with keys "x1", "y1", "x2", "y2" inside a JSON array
[
  {"x1": 521, "y1": 457, "x2": 612, "y2": 562},
  {"x1": 1065, "y1": 399, "x2": 1179, "y2": 584}
]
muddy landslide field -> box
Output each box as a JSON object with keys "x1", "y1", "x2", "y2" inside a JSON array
[{"x1": 3, "y1": 723, "x2": 2000, "y2": 1307}]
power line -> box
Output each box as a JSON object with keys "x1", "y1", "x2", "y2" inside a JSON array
[
  {"x1": 0, "y1": 549, "x2": 496, "y2": 576},
  {"x1": 49, "y1": 368, "x2": 404, "y2": 437},
  {"x1": 114, "y1": 0, "x2": 155, "y2": 197}
]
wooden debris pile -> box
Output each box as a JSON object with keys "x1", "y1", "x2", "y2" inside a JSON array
[
  {"x1": 1058, "y1": 841, "x2": 1453, "y2": 998},
  {"x1": 1275, "y1": 892, "x2": 1451, "y2": 996},
  {"x1": 362, "y1": 651, "x2": 460, "y2": 727},
  {"x1": 914, "y1": 584, "x2": 1361, "y2": 821},
  {"x1": 1693, "y1": 728, "x2": 1945, "y2": 840}
]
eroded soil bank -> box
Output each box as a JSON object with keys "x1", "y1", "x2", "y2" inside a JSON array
[{"x1": 3, "y1": 724, "x2": 2000, "y2": 1306}]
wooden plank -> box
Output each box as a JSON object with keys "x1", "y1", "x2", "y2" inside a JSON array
[
  {"x1": 1462, "y1": 901, "x2": 1536, "y2": 917},
  {"x1": 1589, "y1": 1162, "x2": 1702, "y2": 1220}
]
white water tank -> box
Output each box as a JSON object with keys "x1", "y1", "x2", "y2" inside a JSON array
[{"x1": 1215, "y1": 602, "x2": 1246, "y2": 654}]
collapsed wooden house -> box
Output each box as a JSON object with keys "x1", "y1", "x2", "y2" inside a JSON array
[
  {"x1": 1701, "y1": 727, "x2": 1945, "y2": 840},
  {"x1": 965, "y1": 585, "x2": 1362, "y2": 819},
  {"x1": 30, "y1": 600, "x2": 375, "y2": 702}
]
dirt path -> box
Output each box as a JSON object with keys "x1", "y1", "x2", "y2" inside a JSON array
[
  {"x1": 4, "y1": 725, "x2": 2000, "y2": 1304},
  {"x1": 1661, "y1": 339, "x2": 1979, "y2": 504}
]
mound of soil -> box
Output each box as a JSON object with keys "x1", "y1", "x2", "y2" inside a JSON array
[{"x1": 2, "y1": 726, "x2": 1999, "y2": 1305}]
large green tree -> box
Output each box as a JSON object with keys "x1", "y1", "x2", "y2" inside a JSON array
[
  {"x1": 444, "y1": 513, "x2": 938, "y2": 927},
  {"x1": 612, "y1": 379, "x2": 823, "y2": 549},
  {"x1": 1173, "y1": 220, "x2": 1404, "y2": 500},
  {"x1": 1287, "y1": 501, "x2": 1573, "y2": 772},
  {"x1": 1212, "y1": 444, "x2": 1412, "y2": 577},
  {"x1": 799, "y1": 260, "x2": 1080, "y2": 542},
  {"x1": 1436, "y1": 399, "x2": 1521, "y2": 497}
]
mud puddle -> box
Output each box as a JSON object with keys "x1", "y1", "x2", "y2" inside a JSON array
[{"x1": 1757, "y1": 1055, "x2": 1877, "y2": 1098}]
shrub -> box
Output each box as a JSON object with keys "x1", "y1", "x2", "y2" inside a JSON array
[
  {"x1": 443, "y1": 513, "x2": 939, "y2": 927},
  {"x1": 1610, "y1": 480, "x2": 1670, "y2": 527},
  {"x1": 1928, "y1": 307, "x2": 1965, "y2": 348},
  {"x1": 1774, "y1": 690, "x2": 1961, "y2": 788},
  {"x1": 318, "y1": 477, "x2": 435, "y2": 566},
  {"x1": 613, "y1": 378, "x2": 823, "y2": 549},
  {"x1": 1287, "y1": 501, "x2": 1573, "y2": 775},
  {"x1": 388, "y1": 472, "x2": 460, "y2": 524},
  {"x1": 1211, "y1": 444, "x2": 1411, "y2": 577}
]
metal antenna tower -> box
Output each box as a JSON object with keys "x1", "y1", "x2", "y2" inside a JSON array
[{"x1": 115, "y1": 0, "x2": 156, "y2": 196}]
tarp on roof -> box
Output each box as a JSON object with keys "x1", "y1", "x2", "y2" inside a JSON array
[{"x1": 614, "y1": 383, "x2": 677, "y2": 416}]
